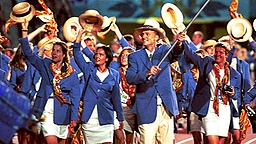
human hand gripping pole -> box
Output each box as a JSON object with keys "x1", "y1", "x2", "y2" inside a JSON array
[{"x1": 147, "y1": 0, "x2": 211, "y2": 80}]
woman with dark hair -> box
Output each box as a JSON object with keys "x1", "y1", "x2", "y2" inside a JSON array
[
  {"x1": 73, "y1": 29, "x2": 124, "y2": 144},
  {"x1": 19, "y1": 24, "x2": 81, "y2": 144}
]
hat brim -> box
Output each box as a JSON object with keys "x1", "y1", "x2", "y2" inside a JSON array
[
  {"x1": 134, "y1": 27, "x2": 165, "y2": 44},
  {"x1": 79, "y1": 14, "x2": 103, "y2": 29},
  {"x1": 10, "y1": 4, "x2": 35, "y2": 23},
  {"x1": 97, "y1": 17, "x2": 116, "y2": 36},
  {"x1": 63, "y1": 17, "x2": 81, "y2": 42},
  {"x1": 161, "y1": 3, "x2": 183, "y2": 29},
  {"x1": 227, "y1": 18, "x2": 252, "y2": 42},
  {"x1": 253, "y1": 19, "x2": 256, "y2": 32}
]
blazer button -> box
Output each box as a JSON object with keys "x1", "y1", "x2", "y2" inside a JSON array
[{"x1": 97, "y1": 89, "x2": 100, "y2": 92}]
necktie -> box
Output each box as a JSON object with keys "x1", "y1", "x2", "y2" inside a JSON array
[{"x1": 149, "y1": 54, "x2": 153, "y2": 61}]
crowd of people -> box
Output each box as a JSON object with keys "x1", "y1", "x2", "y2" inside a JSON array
[{"x1": 1, "y1": 1, "x2": 256, "y2": 144}]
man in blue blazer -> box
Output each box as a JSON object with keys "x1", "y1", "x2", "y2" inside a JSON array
[
  {"x1": 125, "y1": 19, "x2": 184, "y2": 144},
  {"x1": 180, "y1": 32, "x2": 241, "y2": 144}
]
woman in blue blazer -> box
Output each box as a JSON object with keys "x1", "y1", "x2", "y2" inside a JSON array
[
  {"x1": 73, "y1": 29, "x2": 124, "y2": 144},
  {"x1": 19, "y1": 36, "x2": 80, "y2": 144},
  {"x1": 181, "y1": 33, "x2": 241, "y2": 144}
]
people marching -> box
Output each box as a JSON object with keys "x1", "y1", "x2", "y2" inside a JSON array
[{"x1": 1, "y1": 0, "x2": 256, "y2": 144}]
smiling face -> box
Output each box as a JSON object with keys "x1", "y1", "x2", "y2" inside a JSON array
[
  {"x1": 140, "y1": 30, "x2": 159, "y2": 48},
  {"x1": 94, "y1": 48, "x2": 108, "y2": 66},
  {"x1": 214, "y1": 47, "x2": 228, "y2": 65},
  {"x1": 51, "y1": 44, "x2": 65, "y2": 64}
]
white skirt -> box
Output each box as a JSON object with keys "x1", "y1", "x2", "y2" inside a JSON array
[
  {"x1": 40, "y1": 98, "x2": 69, "y2": 139},
  {"x1": 202, "y1": 100, "x2": 231, "y2": 137},
  {"x1": 82, "y1": 105, "x2": 114, "y2": 143}
]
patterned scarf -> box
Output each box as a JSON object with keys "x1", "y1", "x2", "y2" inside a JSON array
[
  {"x1": 50, "y1": 62, "x2": 75, "y2": 105},
  {"x1": 120, "y1": 67, "x2": 136, "y2": 105},
  {"x1": 239, "y1": 108, "x2": 251, "y2": 141},
  {"x1": 213, "y1": 62, "x2": 230, "y2": 116}
]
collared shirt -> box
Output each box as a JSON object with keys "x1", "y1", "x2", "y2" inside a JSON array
[{"x1": 145, "y1": 49, "x2": 155, "y2": 60}]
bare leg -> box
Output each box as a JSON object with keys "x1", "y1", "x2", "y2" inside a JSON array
[
  {"x1": 114, "y1": 129, "x2": 126, "y2": 144},
  {"x1": 203, "y1": 134, "x2": 209, "y2": 144},
  {"x1": 224, "y1": 132, "x2": 231, "y2": 144},
  {"x1": 231, "y1": 129, "x2": 241, "y2": 144},
  {"x1": 45, "y1": 135, "x2": 58, "y2": 144},
  {"x1": 219, "y1": 136, "x2": 227, "y2": 144},
  {"x1": 207, "y1": 135, "x2": 219, "y2": 144},
  {"x1": 126, "y1": 132, "x2": 134, "y2": 144},
  {"x1": 192, "y1": 131, "x2": 202, "y2": 144}
]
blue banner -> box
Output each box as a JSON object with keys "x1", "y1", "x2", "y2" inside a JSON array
[{"x1": 70, "y1": 0, "x2": 255, "y2": 23}]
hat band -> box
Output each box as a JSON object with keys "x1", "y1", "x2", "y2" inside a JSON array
[
  {"x1": 100, "y1": 21, "x2": 113, "y2": 32},
  {"x1": 142, "y1": 25, "x2": 154, "y2": 28},
  {"x1": 13, "y1": 7, "x2": 32, "y2": 17},
  {"x1": 231, "y1": 28, "x2": 247, "y2": 40}
]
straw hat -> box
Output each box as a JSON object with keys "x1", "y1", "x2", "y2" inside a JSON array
[
  {"x1": 63, "y1": 17, "x2": 81, "y2": 42},
  {"x1": 10, "y1": 2, "x2": 35, "y2": 23},
  {"x1": 218, "y1": 35, "x2": 231, "y2": 42},
  {"x1": 37, "y1": 37, "x2": 60, "y2": 56},
  {"x1": 134, "y1": 19, "x2": 165, "y2": 44},
  {"x1": 97, "y1": 16, "x2": 116, "y2": 37},
  {"x1": 253, "y1": 19, "x2": 256, "y2": 32},
  {"x1": 79, "y1": 10, "x2": 103, "y2": 30},
  {"x1": 161, "y1": 3, "x2": 183, "y2": 29},
  {"x1": 226, "y1": 18, "x2": 252, "y2": 42},
  {"x1": 201, "y1": 39, "x2": 217, "y2": 50}
]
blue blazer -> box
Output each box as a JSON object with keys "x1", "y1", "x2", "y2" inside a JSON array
[
  {"x1": 19, "y1": 37, "x2": 81, "y2": 125},
  {"x1": 125, "y1": 44, "x2": 184, "y2": 125},
  {"x1": 9, "y1": 63, "x2": 40, "y2": 100},
  {"x1": 181, "y1": 71, "x2": 197, "y2": 112},
  {"x1": 183, "y1": 41, "x2": 241, "y2": 117},
  {"x1": 227, "y1": 51, "x2": 251, "y2": 111},
  {"x1": 244, "y1": 82, "x2": 256, "y2": 105},
  {"x1": 73, "y1": 42, "x2": 124, "y2": 125}
]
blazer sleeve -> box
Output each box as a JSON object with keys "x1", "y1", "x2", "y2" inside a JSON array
[
  {"x1": 243, "y1": 84, "x2": 256, "y2": 105},
  {"x1": 111, "y1": 71, "x2": 124, "y2": 121},
  {"x1": 9, "y1": 67, "x2": 17, "y2": 89},
  {"x1": 19, "y1": 37, "x2": 44, "y2": 73},
  {"x1": 69, "y1": 73, "x2": 81, "y2": 121},
  {"x1": 82, "y1": 46, "x2": 95, "y2": 62},
  {"x1": 125, "y1": 53, "x2": 148, "y2": 85},
  {"x1": 73, "y1": 42, "x2": 93, "y2": 78}
]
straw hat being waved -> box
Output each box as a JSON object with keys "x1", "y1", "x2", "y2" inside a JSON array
[
  {"x1": 161, "y1": 3, "x2": 184, "y2": 29},
  {"x1": 134, "y1": 19, "x2": 165, "y2": 44},
  {"x1": 63, "y1": 17, "x2": 81, "y2": 42},
  {"x1": 253, "y1": 19, "x2": 256, "y2": 32},
  {"x1": 10, "y1": 2, "x2": 35, "y2": 23},
  {"x1": 79, "y1": 10, "x2": 104, "y2": 32},
  {"x1": 97, "y1": 16, "x2": 116, "y2": 37},
  {"x1": 226, "y1": 18, "x2": 252, "y2": 42}
]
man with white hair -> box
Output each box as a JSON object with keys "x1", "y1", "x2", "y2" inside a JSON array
[{"x1": 125, "y1": 19, "x2": 185, "y2": 143}]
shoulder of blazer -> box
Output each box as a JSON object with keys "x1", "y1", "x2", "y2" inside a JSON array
[{"x1": 109, "y1": 67, "x2": 119, "y2": 80}]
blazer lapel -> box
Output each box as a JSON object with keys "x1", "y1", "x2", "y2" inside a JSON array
[{"x1": 139, "y1": 49, "x2": 152, "y2": 69}]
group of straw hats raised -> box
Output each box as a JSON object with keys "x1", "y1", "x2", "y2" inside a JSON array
[
  {"x1": 5, "y1": 2, "x2": 116, "y2": 48},
  {"x1": 5, "y1": 1, "x2": 256, "y2": 48}
]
